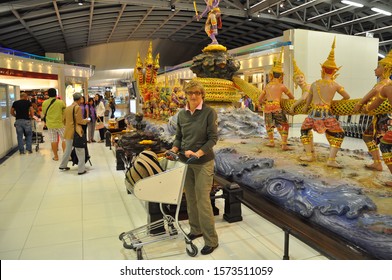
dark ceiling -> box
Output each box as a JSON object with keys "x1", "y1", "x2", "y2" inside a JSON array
[{"x1": 0, "y1": 0, "x2": 391, "y2": 66}]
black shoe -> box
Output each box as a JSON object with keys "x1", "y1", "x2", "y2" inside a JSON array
[
  {"x1": 187, "y1": 233, "x2": 203, "y2": 240},
  {"x1": 20, "y1": 151, "x2": 25, "y2": 155},
  {"x1": 27, "y1": 150, "x2": 33, "y2": 154},
  {"x1": 78, "y1": 171, "x2": 87, "y2": 175},
  {"x1": 59, "y1": 167, "x2": 70, "y2": 171},
  {"x1": 201, "y1": 244, "x2": 218, "y2": 255}
]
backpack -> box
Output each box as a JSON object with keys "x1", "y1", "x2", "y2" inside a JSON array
[{"x1": 125, "y1": 150, "x2": 163, "y2": 192}]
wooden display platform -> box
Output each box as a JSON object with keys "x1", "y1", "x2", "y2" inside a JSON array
[{"x1": 239, "y1": 185, "x2": 375, "y2": 260}]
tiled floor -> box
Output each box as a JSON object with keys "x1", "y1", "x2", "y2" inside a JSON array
[{"x1": 0, "y1": 121, "x2": 333, "y2": 260}]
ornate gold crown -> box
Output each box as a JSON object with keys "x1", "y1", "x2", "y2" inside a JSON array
[
  {"x1": 293, "y1": 59, "x2": 304, "y2": 78},
  {"x1": 292, "y1": 59, "x2": 305, "y2": 89},
  {"x1": 379, "y1": 49, "x2": 392, "y2": 68},
  {"x1": 154, "y1": 53, "x2": 160, "y2": 69},
  {"x1": 321, "y1": 37, "x2": 341, "y2": 70},
  {"x1": 271, "y1": 47, "x2": 284, "y2": 74}
]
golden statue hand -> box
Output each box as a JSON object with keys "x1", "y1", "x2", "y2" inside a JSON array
[{"x1": 353, "y1": 102, "x2": 363, "y2": 113}]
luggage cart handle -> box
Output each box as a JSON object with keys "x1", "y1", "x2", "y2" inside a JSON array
[
  {"x1": 165, "y1": 150, "x2": 180, "y2": 161},
  {"x1": 165, "y1": 150, "x2": 198, "y2": 164}
]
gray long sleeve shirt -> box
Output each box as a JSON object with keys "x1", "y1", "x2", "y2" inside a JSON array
[{"x1": 173, "y1": 103, "x2": 218, "y2": 164}]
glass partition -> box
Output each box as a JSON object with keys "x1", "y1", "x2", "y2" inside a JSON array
[
  {"x1": 0, "y1": 83, "x2": 17, "y2": 119},
  {"x1": 0, "y1": 84, "x2": 7, "y2": 119}
]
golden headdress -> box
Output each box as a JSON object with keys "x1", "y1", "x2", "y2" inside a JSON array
[
  {"x1": 145, "y1": 41, "x2": 154, "y2": 67},
  {"x1": 292, "y1": 59, "x2": 305, "y2": 89},
  {"x1": 271, "y1": 47, "x2": 284, "y2": 74},
  {"x1": 321, "y1": 37, "x2": 341, "y2": 70},
  {"x1": 134, "y1": 52, "x2": 143, "y2": 81},
  {"x1": 135, "y1": 52, "x2": 143, "y2": 69},
  {"x1": 379, "y1": 49, "x2": 392, "y2": 68},
  {"x1": 379, "y1": 49, "x2": 392, "y2": 79},
  {"x1": 293, "y1": 59, "x2": 304, "y2": 78},
  {"x1": 154, "y1": 53, "x2": 160, "y2": 70}
]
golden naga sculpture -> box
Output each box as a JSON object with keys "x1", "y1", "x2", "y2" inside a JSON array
[
  {"x1": 195, "y1": 76, "x2": 392, "y2": 115},
  {"x1": 281, "y1": 98, "x2": 392, "y2": 116}
]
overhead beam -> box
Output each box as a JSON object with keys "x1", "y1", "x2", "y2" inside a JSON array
[
  {"x1": 107, "y1": 3, "x2": 127, "y2": 43},
  {"x1": 10, "y1": 8, "x2": 45, "y2": 52},
  {"x1": 52, "y1": 0, "x2": 69, "y2": 52}
]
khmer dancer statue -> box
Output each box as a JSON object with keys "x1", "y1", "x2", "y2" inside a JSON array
[
  {"x1": 289, "y1": 59, "x2": 315, "y2": 155},
  {"x1": 195, "y1": 0, "x2": 222, "y2": 45},
  {"x1": 300, "y1": 38, "x2": 350, "y2": 168},
  {"x1": 363, "y1": 80, "x2": 392, "y2": 186},
  {"x1": 289, "y1": 59, "x2": 311, "y2": 114},
  {"x1": 353, "y1": 49, "x2": 392, "y2": 171},
  {"x1": 258, "y1": 48, "x2": 294, "y2": 151}
]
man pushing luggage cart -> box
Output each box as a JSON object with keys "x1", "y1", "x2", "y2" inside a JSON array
[{"x1": 119, "y1": 151, "x2": 199, "y2": 260}]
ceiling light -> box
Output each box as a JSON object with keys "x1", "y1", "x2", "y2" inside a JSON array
[
  {"x1": 371, "y1": 7, "x2": 392, "y2": 16},
  {"x1": 355, "y1": 25, "x2": 392, "y2": 35},
  {"x1": 341, "y1": 1, "x2": 364, "y2": 8},
  {"x1": 331, "y1": 13, "x2": 378, "y2": 28},
  {"x1": 250, "y1": 0, "x2": 267, "y2": 9},
  {"x1": 170, "y1": 4, "x2": 175, "y2": 12},
  {"x1": 247, "y1": 15, "x2": 252, "y2": 21},
  {"x1": 308, "y1": 6, "x2": 350, "y2": 21},
  {"x1": 76, "y1": 0, "x2": 84, "y2": 6},
  {"x1": 379, "y1": 39, "x2": 392, "y2": 46},
  {"x1": 378, "y1": 53, "x2": 385, "y2": 58},
  {"x1": 280, "y1": 0, "x2": 316, "y2": 15}
]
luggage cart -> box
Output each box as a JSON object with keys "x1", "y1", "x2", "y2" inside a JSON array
[{"x1": 119, "y1": 154, "x2": 198, "y2": 260}]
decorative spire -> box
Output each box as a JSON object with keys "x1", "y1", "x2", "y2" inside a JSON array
[
  {"x1": 135, "y1": 52, "x2": 143, "y2": 69},
  {"x1": 271, "y1": 47, "x2": 284, "y2": 74},
  {"x1": 145, "y1": 41, "x2": 154, "y2": 67},
  {"x1": 154, "y1": 53, "x2": 160, "y2": 70},
  {"x1": 321, "y1": 37, "x2": 340, "y2": 70},
  {"x1": 293, "y1": 59, "x2": 304, "y2": 78}
]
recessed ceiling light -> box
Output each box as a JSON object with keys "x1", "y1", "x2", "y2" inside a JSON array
[
  {"x1": 341, "y1": 1, "x2": 364, "y2": 8},
  {"x1": 371, "y1": 7, "x2": 392, "y2": 16}
]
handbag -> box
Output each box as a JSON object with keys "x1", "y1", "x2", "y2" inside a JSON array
[
  {"x1": 72, "y1": 106, "x2": 87, "y2": 148},
  {"x1": 96, "y1": 118, "x2": 105, "y2": 130}
]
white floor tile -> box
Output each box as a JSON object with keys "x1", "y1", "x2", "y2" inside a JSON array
[
  {"x1": 82, "y1": 189, "x2": 123, "y2": 205},
  {"x1": 83, "y1": 237, "x2": 133, "y2": 260},
  {"x1": 0, "y1": 196, "x2": 43, "y2": 213},
  {"x1": 0, "y1": 227, "x2": 31, "y2": 252},
  {"x1": 211, "y1": 237, "x2": 282, "y2": 260},
  {"x1": 39, "y1": 193, "x2": 82, "y2": 210},
  {"x1": 0, "y1": 250, "x2": 22, "y2": 260},
  {"x1": 239, "y1": 213, "x2": 283, "y2": 237},
  {"x1": 83, "y1": 215, "x2": 133, "y2": 240},
  {"x1": 0, "y1": 210, "x2": 37, "y2": 230},
  {"x1": 33, "y1": 205, "x2": 83, "y2": 226},
  {"x1": 82, "y1": 201, "x2": 129, "y2": 220},
  {"x1": 20, "y1": 241, "x2": 83, "y2": 260},
  {"x1": 24, "y1": 221, "x2": 83, "y2": 249}
]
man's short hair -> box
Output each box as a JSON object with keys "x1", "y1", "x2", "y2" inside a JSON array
[
  {"x1": 184, "y1": 80, "x2": 205, "y2": 97},
  {"x1": 73, "y1": 93, "x2": 82, "y2": 101},
  {"x1": 48, "y1": 88, "x2": 57, "y2": 97}
]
